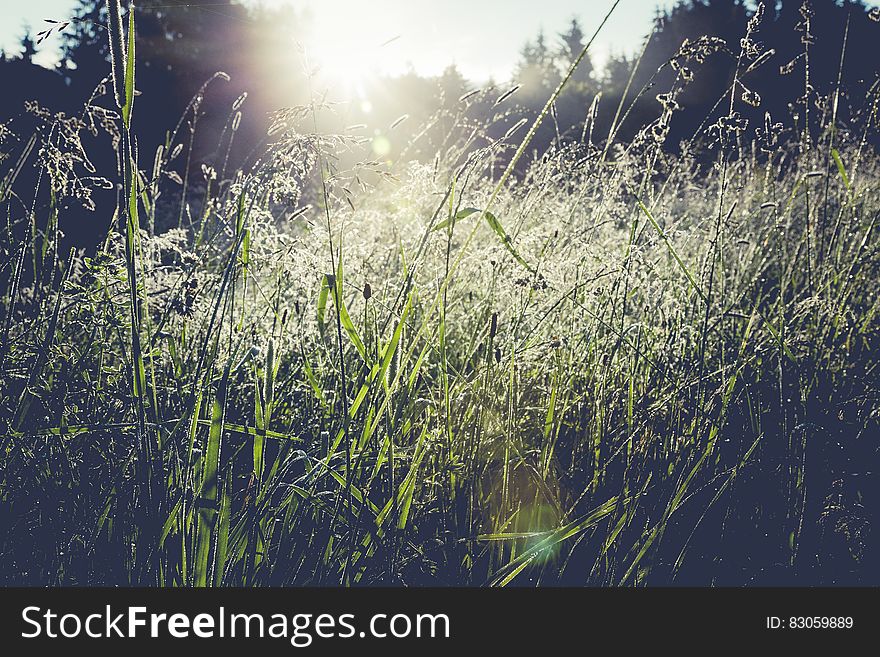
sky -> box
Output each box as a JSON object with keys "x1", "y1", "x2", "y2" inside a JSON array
[{"x1": 0, "y1": 0, "x2": 676, "y2": 81}]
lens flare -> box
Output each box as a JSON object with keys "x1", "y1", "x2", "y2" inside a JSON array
[{"x1": 303, "y1": 17, "x2": 397, "y2": 100}]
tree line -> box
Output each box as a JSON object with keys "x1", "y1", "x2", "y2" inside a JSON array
[{"x1": 1, "y1": 0, "x2": 878, "y2": 242}]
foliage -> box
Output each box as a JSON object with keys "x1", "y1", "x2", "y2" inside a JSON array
[{"x1": 0, "y1": 1, "x2": 879, "y2": 586}]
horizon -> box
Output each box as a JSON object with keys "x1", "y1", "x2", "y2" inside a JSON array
[{"x1": 3, "y1": 0, "x2": 678, "y2": 83}]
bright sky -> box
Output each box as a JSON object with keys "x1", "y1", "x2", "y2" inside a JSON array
[
  {"x1": 1, "y1": 0, "x2": 676, "y2": 80},
  {"x1": 294, "y1": 0, "x2": 675, "y2": 81}
]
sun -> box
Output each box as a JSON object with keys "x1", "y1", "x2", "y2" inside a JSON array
[{"x1": 302, "y1": 14, "x2": 399, "y2": 98}]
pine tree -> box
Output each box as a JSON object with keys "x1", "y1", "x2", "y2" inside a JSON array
[
  {"x1": 514, "y1": 28, "x2": 560, "y2": 100},
  {"x1": 438, "y1": 64, "x2": 467, "y2": 106},
  {"x1": 58, "y1": 1, "x2": 110, "y2": 89},
  {"x1": 19, "y1": 32, "x2": 38, "y2": 63},
  {"x1": 558, "y1": 18, "x2": 594, "y2": 89}
]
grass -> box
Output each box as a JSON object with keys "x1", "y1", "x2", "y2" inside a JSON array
[{"x1": 0, "y1": 1, "x2": 878, "y2": 586}]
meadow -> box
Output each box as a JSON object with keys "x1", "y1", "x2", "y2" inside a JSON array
[{"x1": 0, "y1": 0, "x2": 878, "y2": 586}]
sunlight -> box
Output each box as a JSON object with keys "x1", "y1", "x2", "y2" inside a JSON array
[
  {"x1": 302, "y1": 8, "x2": 401, "y2": 98},
  {"x1": 305, "y1": 36, "x2": 374, "y2": 95}
]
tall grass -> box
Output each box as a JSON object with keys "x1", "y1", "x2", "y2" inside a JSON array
[{"x1": 0, "y1": 1, "x2": 878, "y2": 586}]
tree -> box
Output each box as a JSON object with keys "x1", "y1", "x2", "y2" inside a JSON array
[
  {"x1": 55, "y1": 0, "x2": 309, "y2": 183},
  {"x1": 439, "y1": 64, "x2": 468, "y2": 106},
  {"x1": 558, "y1": 18, "x2": 594, "y2": 90},
  {"x1": 57, "y1": 1, "x2": 112, "y2": 101},
  {"x1": 514, "y1": 28, "x2": 560, "y2": 100},
  {"x1": 601, "y1": 52, "x2": 634, "y2": 96},
  {"x1": 611, "y1": 0, "x2": 880, "y2": 149},
  {"x1": 19, "y1": 32, "x2": 38, "y2": 64}
]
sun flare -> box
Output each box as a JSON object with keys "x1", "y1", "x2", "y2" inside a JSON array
[{"x1": 302, "y1": 12, "x2": 400, "y2": 97}]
